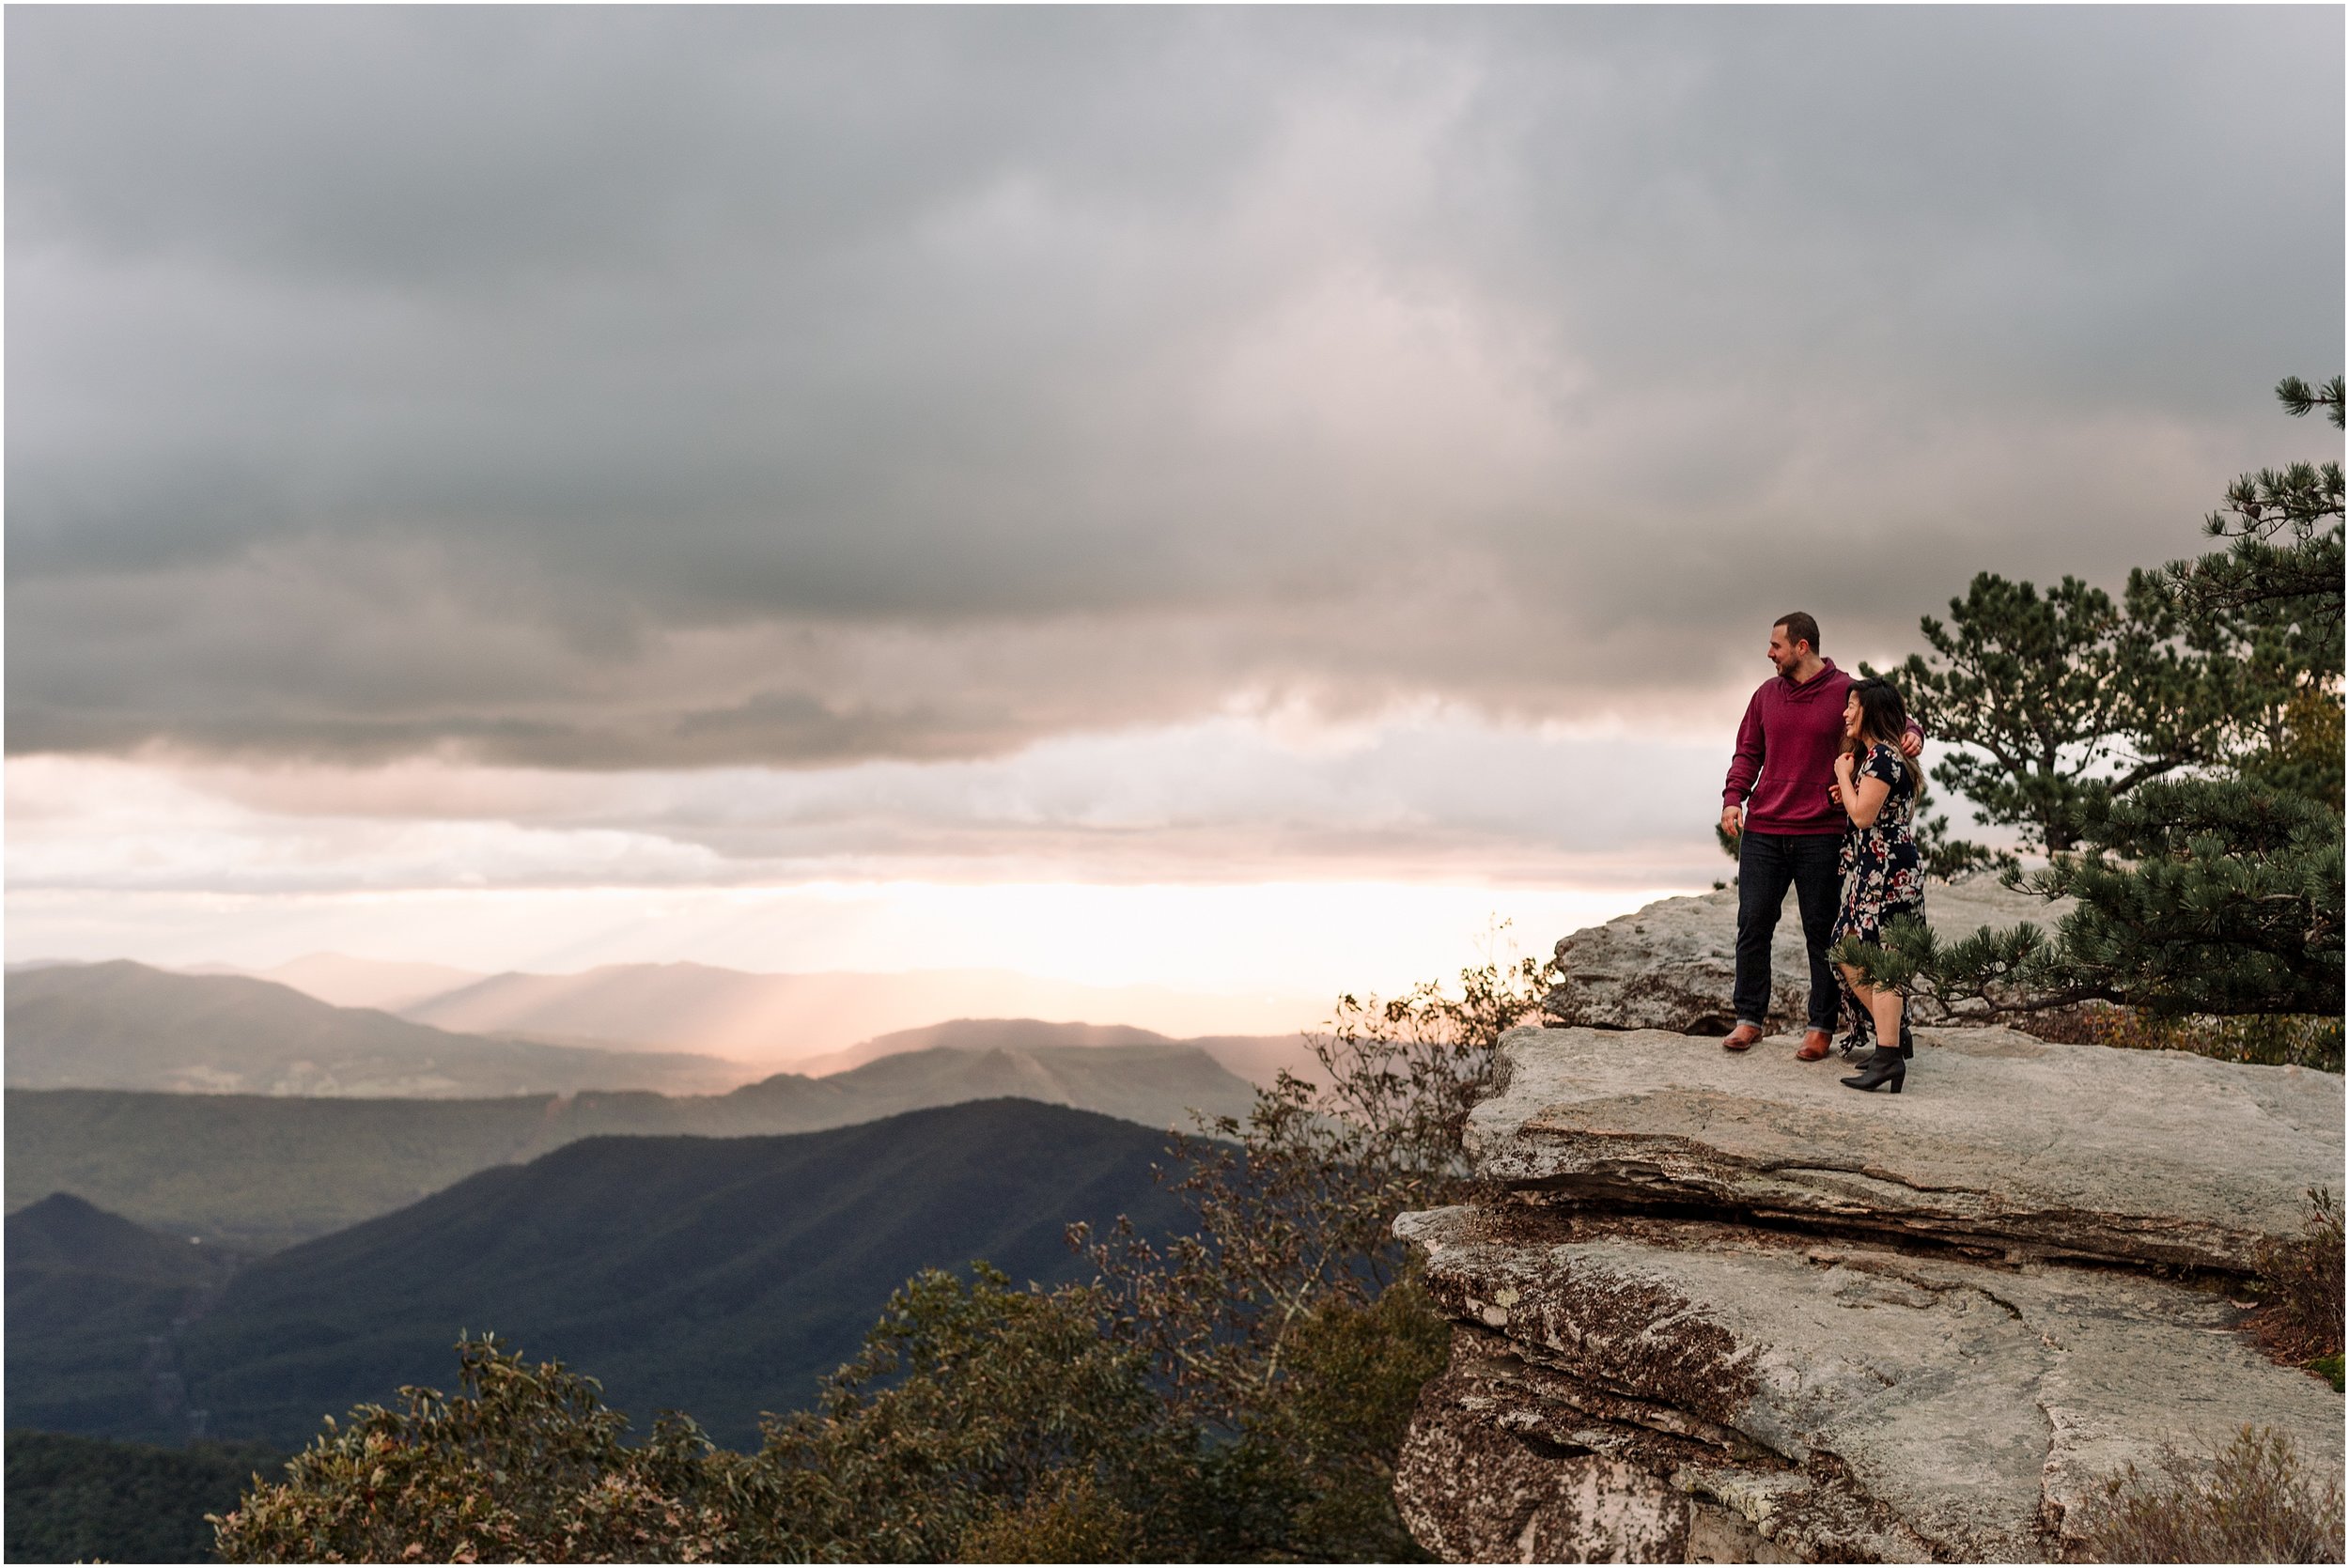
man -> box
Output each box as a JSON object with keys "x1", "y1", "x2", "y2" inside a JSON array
[{"x1": 1719, "y1": 613, "x2": 1921, "y2": 1060}]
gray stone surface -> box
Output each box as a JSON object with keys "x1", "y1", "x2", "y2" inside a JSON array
[
  {"x1": 1395, "y1": 1203, "x2": 2344, "y2": 1563},
  {"x1": 1542, "y1": 876, "x2": 2070, "y2": 1034},
  {"x1": 1470, "y1": 1025, "x2": 2341, "y2": 1271},
  {"x1": 1393, "y1": 1024, "x2": 2346, "y2": 1561}
]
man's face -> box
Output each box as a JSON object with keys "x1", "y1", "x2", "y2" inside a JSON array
[{"x1": 1767, "y1": 624, "x2": 1805, "y2": 675}]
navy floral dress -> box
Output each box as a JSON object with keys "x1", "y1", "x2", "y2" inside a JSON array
[{"x1": 1834, "y1": 741, "x2": 1925, "y2": 1046}]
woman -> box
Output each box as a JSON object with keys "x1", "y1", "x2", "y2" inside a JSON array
[{"x1": 1828, "y1": 677, "x2": 1925, "y2": 1093}]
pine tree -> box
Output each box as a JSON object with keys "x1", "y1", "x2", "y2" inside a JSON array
[
  {"x1": 1872, "y1": 574, "x2": 2228, "y2": 856},
  {"x1": 1846, "y1": 377, "x2": 2343, "y2": 1056},
  {"x1": 2153, "y1": 372, "x2": 2345, "y2": 810}
]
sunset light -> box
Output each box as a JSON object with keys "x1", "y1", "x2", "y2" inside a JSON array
[{"x1": 8, "y1": 12, "x2": 2339, "y2": 1554}]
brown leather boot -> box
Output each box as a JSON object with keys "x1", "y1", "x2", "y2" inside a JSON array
[
  {"x1": 1722, "y1": 1023, "x2": 1764, "y2": 1052},
  {"x1": 1794, "y1": 1029, "x2": 1832, "y2": 1062}
]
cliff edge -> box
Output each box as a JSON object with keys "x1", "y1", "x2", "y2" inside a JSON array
[{"x1": 1392, "y1": 1024, "x2": 2342, "y2": 1562}]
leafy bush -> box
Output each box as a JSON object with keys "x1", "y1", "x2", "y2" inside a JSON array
[
  {"x1": 211, "y1": 1338, "x2": 730, "y2": 1563},
  {"x1": 952, "y1": 1468, "x2": 1143, "y2": 1563},
  {"x1": 1066, "y1": 939, "x2": 1541, "y2": 1560},
  {"x1": 1244, "y1": 1279, "x2": 1450, "y2": 1560},
  {"x1": 730, "y1": 1265, "x2": 1183, "y2": 1563},
  {"x1": 1076, "y1": 941, "x2": 1537, "y2": 1427},
  {"x1": 2080, "y1": 1425, "x2": 2344, "y2": 1563}
]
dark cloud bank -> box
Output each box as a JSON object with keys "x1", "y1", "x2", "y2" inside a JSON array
[{"x1": 9, "y1": 8, "x2": 2341, "y2": 768}]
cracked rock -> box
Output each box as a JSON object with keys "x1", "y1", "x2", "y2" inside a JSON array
[
  {"x1": 1393, "y1": 1023, "x2": 2345, "y2": 1561},
  {"x1": 1394, "y1": 1205, "x2": 2342, "y2": 1562}
]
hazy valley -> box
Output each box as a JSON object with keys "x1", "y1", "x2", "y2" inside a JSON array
[
  {"x1": 2, "y1": 952, "x2": 1324, "y2": 1556},
  {"x1": 7, "y1": 958, "x2": 1283, "y2": 1473}
]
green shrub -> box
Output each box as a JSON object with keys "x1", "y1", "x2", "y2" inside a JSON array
[
  {"x1": 210, "y1": 1338, "x2": 729, "y2": 1563},
  {"x1": 953, "y1": 1469, "x2": 1144, "y2": 1563},
  {"x1": 733, "y1": 1265, "x2": 1184, "y2": 1563}
]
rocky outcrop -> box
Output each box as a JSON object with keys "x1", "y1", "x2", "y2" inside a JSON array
[
  {"x1": 1392, "y1": 1025, "x2": 2344, "y2": 1562},
  {"x1": 1542, "y1": 877, "x2": 2069, "y2": 1035},
  {"x1": 1474, "y1": 1025, "x2": 2333, "y2": 1274}
]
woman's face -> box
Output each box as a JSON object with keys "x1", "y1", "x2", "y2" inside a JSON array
[{"x1": 1843, "y1": 691, "x2": 1863, "y2": 740}]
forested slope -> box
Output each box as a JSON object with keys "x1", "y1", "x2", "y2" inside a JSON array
[{"x1": 172, "y1": 1099, "x2": 1192, "y2": 1450}]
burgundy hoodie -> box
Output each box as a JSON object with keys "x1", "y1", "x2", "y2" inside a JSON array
[{"x1": 1723, "y1": 658, "x2": 1909, "y2": 836}]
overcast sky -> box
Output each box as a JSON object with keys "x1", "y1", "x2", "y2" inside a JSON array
[{"x1": 8, "y1": 7, "x2": 2341, "y2": 986}]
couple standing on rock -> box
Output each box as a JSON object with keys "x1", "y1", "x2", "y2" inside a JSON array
[{"x1": 1719, "y1": 612, "x2": 1926, "y2": 1094}]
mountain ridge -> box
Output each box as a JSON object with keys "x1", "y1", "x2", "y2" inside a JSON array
[
  {"x1": 86, "y1": 1099, "x2": 1196, "y2": 1451},
  {"x1": 8, "y1": 1040, "x2": 1256, "y2": 1250},
  {"x1": 6, "y1": 961, "x2": 746, "y2": 1099},
  {"x1": 7, "y1": 1194, "x2": 245, "y2": 1444},
  {"x1": 389, "y1": 959, "x2": 1322, "y2": 1061}
]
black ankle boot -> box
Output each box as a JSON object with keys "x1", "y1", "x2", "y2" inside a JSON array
[
  {"x1": 1841, "y1": 1046, "x2": 1906, "y2": 1094},
  {"x1": 1898, "y1": 1015, "x2": 1914, "y2": 1060}
]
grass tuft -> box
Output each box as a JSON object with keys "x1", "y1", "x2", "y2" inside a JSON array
[
  {"x1": 2080, "y1": 1424, "x2": 2344, "y2": 1563},
  {"x1": 2250, "y1": 1188, "x2": 2346, "y2": 1376}
]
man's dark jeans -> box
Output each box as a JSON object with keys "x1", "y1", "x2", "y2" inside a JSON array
[{"x1": 1734, "y1": 830, "x2": 1843, "y2": 1033}]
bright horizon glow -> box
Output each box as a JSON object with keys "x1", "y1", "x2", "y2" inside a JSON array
[
  {"x1": 8, "y1": 877, "x2": 1695, "y2": 1004},
  {"x1": 7, "y1": 711, "x2": 1738, "y2": 1017}
]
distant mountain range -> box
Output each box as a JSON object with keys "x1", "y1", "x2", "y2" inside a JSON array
[
  {"x1": 10, "y1": 1100, "x2": 1197, "y2": 1452},
  {"x1": 788, "y1": 1017, "x2": 1174, "y2": 1075},
  {"x1": 788, "y1": 1016, "x2": 1327, "y2": 1087},
  {"x1": 11, "y1": 951, "x2": 1323, "y2": 1099},
  {"x1": 118, "y1": 950, "x2": 1328, "y2": 1064},
  {"x1": 397, "y1": 960, "x2": 1324, "y2": 1066},
  {"x1": 8, "y1": 1027, "x2": 1258, "y2": 1250},
  {"x1": 6, "y1": 961, "x2": 748, "y2": 1098}
]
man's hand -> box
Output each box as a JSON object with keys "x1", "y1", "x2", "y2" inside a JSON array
[
  {"x1": 1719, "y1": 804, "x2": 1743, "y2": 841},
  {"x1": 1899, "y1": 729, "x2": 1922, "y2": 759}
]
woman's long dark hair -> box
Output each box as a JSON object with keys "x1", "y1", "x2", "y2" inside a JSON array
[{"x1": 1848, "y1": 677, "x2": 1921, "y2": 792}]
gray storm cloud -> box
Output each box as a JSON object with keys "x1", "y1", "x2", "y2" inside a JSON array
[{"x1": 8, "y1": 6, "x2": 2341, "y2": 768}]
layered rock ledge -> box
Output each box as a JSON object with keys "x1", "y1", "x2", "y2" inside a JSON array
[{"x1": 1392, "y1": 1025, "x2": 2343, "y2": 1562}]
